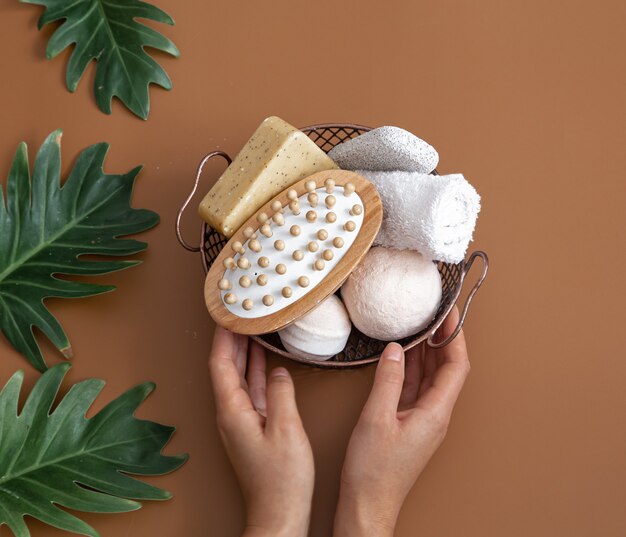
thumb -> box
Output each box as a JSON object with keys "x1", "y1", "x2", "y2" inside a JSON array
[
  {"x1": 363, "y1": 343, "x2": 405, "y2": 420},
  {"x1": 265, "y1": 367, "x2": 301, "y2": 431}
]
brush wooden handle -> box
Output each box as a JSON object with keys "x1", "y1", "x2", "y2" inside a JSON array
[{"x1": 204, "y1": 170, "x2": 382, "y2": 334}]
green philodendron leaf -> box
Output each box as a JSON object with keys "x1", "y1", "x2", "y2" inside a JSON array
[
  {"x1": 21, "y1": 0, "x2": 180, "y2": 119},
  {"x1": 0, "y1": 130, "x2": 159, "y2": 372},
  {"x1": 0, "y1": 363, "x2": 188, "y2": 537}
]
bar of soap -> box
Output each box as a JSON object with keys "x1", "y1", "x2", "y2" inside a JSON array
[{"x1": 199, "y1": 116, "x2": 338, "y2": 237}]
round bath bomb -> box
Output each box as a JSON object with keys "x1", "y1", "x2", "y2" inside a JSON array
[
  {"x1": 278, "y1": 295, "x2": 351, "y2": 361},
  {"x1": 341, "y1": 247, "x2": 442, "y2": 341}
]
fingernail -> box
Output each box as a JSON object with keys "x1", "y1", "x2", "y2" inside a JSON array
[
  {"x1": 384, "y1": 343, "x2": 403, "y2": 362},
  {"x1": 271, "y1": 367, "x2": 289, "y2": 377}
]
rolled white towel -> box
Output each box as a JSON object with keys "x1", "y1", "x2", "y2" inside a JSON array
[
  {"x1": 328, "y1": 126, "x2": 438, "y2": 173},
  {"x1": 357, "y1": 170, "x2": 480, "y2": 263}
]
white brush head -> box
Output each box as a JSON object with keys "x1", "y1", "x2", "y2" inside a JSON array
[{"x1": 218, "y1": 183, "x2": 364, "y2": 318}]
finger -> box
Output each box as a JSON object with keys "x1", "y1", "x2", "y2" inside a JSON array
[
  {"x1": 438, "y1": 306, "x2": 469, "y2": 366},
  {"x1": 399, "y1": 343, "x2": 423, "y2": 410},
  {"x1": 208, "y1": 326, "x2": 254, "y2": 414},
  {"x1": 233, "y1": 333, "x2": 249, "y2": 382},
  {"x1": 265, "y1": 367, "x2": 302, "y2": 432},
  {"x1": 418, "y1": 343, "x2": 438, "y2": 397},
  {"x1": 414, "y1": 307, "x2": 470, "y2": 416},
  {"x1": 419, "y1": 306, "x2": 461, "y2": 396},
  {"x1": 246, "y1": 340, "x2": 267, "y2": 416},
  {"x1": 362, "y1": 342, "x2": 405, "y2": 420}
]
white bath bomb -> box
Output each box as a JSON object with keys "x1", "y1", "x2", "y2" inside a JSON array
[
  {"x1": 341, "y1": 247, "x2": 442, "y2": 341},
  {"x1": 278, "y1": 295, "x2": 352, "y2": 361}
]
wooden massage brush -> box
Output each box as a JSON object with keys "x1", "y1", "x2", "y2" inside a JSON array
[{"x1": 204, "y1": 170, "x2": 383, "y2": 334}]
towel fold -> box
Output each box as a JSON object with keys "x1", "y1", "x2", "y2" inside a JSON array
[
  {"x1": 328, "y1": 126, "x2": 438, "y2": 173},
  {"x1": 357, "y1": 170, "x2": 481, "y2": 263}
]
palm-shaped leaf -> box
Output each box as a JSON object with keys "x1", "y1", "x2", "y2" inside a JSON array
[
  {"x1": 0, "y1": 363, "x2": 187, "y2": 537},
  {"x1": 0, "y1": 130, "x2": 159, "y2": 372},
  {"x1": 21, "y1": 0, "x2": 180, "y2": 119}
]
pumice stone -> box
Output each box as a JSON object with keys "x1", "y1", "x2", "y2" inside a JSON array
[
  {"x1": 327, "y1": 126, "x2": 439, "y2": 173},
  {"x1": 341, "y1": 247, "x2": 442, "y2": 341},
  {"x1": 278, "y1": 295, "x2": 352, "y2": 361}
]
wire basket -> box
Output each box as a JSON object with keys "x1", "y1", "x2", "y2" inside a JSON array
[{"x1": 176, "y1": 123, "x2": 489, "y2": 368}]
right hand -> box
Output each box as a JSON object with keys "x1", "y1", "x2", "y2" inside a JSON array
[
  {"x1": 334, "y1": 306, "x2": 471, "y2": 537},
  {"x1": 208, "y1": 327, "x2": 314, "y2": 537}
]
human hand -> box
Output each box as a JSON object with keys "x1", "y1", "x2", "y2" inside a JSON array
[
  {"x1": 208, "y1": 327, "x2": 314, "y2": 537},
  {"x1": 334, "y1": 306, "x2": 471, "y2": 537}
]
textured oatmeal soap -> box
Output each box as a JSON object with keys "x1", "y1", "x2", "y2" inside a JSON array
[{"x1": 199, "y1": 116, "x2": 338, "y2": 237}]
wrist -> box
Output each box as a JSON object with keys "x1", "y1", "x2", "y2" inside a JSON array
[
  {"x1": 334, "y1": 493, "x2": 397, "y2": 537},
  {"x1": 244, "y1": 509, "x2": 310, "y2": 537},
  {"x1": 243, "y1": 525, "x2": 307, "y2": 537},
  {"x1": 243, "y1": 522, "x2": 308, "y2": 537}
]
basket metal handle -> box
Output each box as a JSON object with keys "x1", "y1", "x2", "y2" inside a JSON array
[
  {"x1": 427, "y1": 250, "x2": 489, "y2": 349},
  {"x1": 176, "y1": 151, "x2": 232, "y2": 252}
]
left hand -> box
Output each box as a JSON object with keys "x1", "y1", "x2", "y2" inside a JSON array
[{"x1": 208, "y1": 326, "x2": 314, "y2": 537}]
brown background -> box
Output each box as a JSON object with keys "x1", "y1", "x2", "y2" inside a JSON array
[{"x1": 1, "y1": 0, "x2": 625, "y2": 535}]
